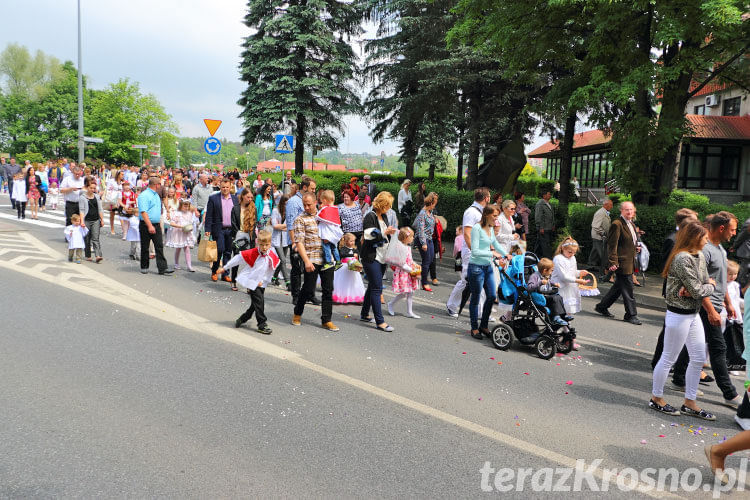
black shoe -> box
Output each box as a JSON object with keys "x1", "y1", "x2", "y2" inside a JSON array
[
  {"x1": 285, "y1": 281, "x2": 291, "y2": 291},
  {"x1": 257, "y1": 324, "x2": 272, "y2": 335},
  {"x1": 158, "y1": 269, "x2": 175, "y2": 275},
  {"x1": 594, "y1": 305, "x2": 614, "y2": 318},
  {"x1": 624, "y1": 316, "x2": 642, "y2": 325},
  {"x1": 308, "y1": 297, "x2": 321, "y2": 306},
  {"x1": 563, "y1": 315, "x2": 575, "y2": 322},
  {"x1": 471, "y1": 331, "x2": 484, "y2": 340},
  {"x1": 680, "y1": 405, "x2": 716, "y2": 421},
  {"x1": 699, "y1": 374, "x2": 715, "y2": 385},
  {"x1": 235, "y1": 318, "x2": 243, "y2": 328},
  {"x1": 649, "y1": 399, "x2": 680, "y2": 416}
]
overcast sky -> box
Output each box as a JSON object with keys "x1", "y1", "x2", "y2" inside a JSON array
[{"x1": 2, "y1": 0, "x2": 550, "y2": 156}]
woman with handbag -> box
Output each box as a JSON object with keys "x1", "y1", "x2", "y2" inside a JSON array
[
  {"x1": 360, "y1": 191, "x2": 397, "y2": 332},
  {"x1": 413, "y1": 192, "x2": 437, "y2": 292},
  {"x1": 230, "y1": 189, "x2": 257, "y2": 291},
  {"x1": 255, "y1": 183, "x2": 274, "y2": 231}
]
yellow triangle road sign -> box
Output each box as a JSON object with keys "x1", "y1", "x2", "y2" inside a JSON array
[{"x1": 203, "y1": 119, "x2": 222, "y2": 137}]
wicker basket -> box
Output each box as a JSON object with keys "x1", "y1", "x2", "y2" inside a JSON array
[{"x1": 579, "y1": 274, "x2": 600, "y2": 297}]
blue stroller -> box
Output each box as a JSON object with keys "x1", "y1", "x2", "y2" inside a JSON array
[{"x1": 491, "y1": 253, "x2": 576, "y2": 360}]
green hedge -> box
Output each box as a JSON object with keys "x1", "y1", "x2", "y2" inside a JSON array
[{"x1": 270, "y1": 173, "x2": 750, "y2": 271}]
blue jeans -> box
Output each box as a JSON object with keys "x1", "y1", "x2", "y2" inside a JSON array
[
  {"x1": 467, "y1": 263, "x2": 496, "y2": 331},
  {"x1": 361, "y1": 260, "x2": 385, "y2": 324},
  {"x1": 417, "y1": 238, "x2": 434, "y2": 286},
  {"x1": 322, "y1": 241, "x2": 340, "y2": 264}
]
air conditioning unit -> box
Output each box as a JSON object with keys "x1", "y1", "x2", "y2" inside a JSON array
[{"x1": 705, "y1": 94, "x2": 721, "y2": 107}]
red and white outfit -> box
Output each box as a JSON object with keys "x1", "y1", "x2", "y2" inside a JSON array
[
  {"x1": 222, "y1": 247, "x2": 280, "y2": 291},
  {"x1": 333, "y1": 247, "x2": 365, "y2": 304},
  {"x1": 392, "y1": 250, "x2": 419, "y2": 294},
  {"x1": 316, "y1": 205, "x2": 343, "y2": 245}
]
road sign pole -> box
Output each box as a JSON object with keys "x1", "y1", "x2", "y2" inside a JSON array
[{"x1": 139, "y1": 149, "x2": 143, "y2": 167}]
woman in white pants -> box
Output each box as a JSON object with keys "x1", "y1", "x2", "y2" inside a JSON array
[{"x1": 651, "y1": 221, "x2": 716, "y2": 420}]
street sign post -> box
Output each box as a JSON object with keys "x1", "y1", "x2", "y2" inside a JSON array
[
  {"x1": 131, "y1": 144, "x2": 148, "y2": 166},
  {"x1": 203, "y1": 119, "x2": 222, "y2": 137},
  {"x1": 204, "y1": 137, "x2": 222, "y2": 155},
  {"x1": 275, "y1": 135, "x2": 294, "y2": 154}
]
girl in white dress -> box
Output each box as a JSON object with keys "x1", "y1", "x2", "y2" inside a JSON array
[
  {"x1": 333, "y1": 233, "x2": 366, "y2": 304},
  {"x1": 551, "y1": 237, "x2": 590, "y2": 314},
  {"x1": 165, "y1": 199, "x2": 196, "y2": 271}
]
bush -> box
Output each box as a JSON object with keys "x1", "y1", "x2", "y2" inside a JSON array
[
  {"x1": 15, "y1": 152, "x2": 44, "y2": 164},
  {"x1": 668, "y1": 189, "x2": 712, "y2": 212},
  {"x1": 516, "y1": 175, "x2": 555, "y2": 198}
]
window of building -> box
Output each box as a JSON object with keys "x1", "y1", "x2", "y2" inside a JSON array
[
  {"x1": 693, "y1": 104, "x2": 706, "y2": 115},
  {"x1": 723, "y1": 96, "x2": 741, "y2": 116},
  {"x1": 678, "y1": 144, "x2": 741, "y2": 191}
]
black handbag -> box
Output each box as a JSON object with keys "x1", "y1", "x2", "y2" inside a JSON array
[{"x1": 725, "y1": 322, "x2": 746, "y2": 371}]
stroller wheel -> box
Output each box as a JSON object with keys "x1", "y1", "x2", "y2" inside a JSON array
[
  {"x1": 535, "y1": 336, "x2": 556, "y2": 360},
  {"x1": 556, "y1": 336, "x2": 573, "y2": 355},
  {"x1": 491, "y1": 323, "x2": 513, "y2": 351}
]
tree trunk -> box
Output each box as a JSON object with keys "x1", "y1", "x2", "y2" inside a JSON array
[
  {"x1": 557, "y1": 113, "x2": 576, "y2": 227},
  {"x1": 403, "y1": 119, "x2": 418, "y2": 179},
  {"x1": 295, "y1": 113, "x2": 305, "y2": 176},
  {"x1": 648, "y1": 40, "x2": 697, "y2": 205},
  {"x1": 456, "y1": 94, "x2": 467, "y2": 190},
  {"x1": 428, "y1": 161, "x2": 435, "y2": 180},
  {"x1": 464, "y1": 90, "x2": 481, "y2": 190}
]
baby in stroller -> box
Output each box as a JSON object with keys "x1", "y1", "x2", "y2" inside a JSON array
[{"x1": 526, "y1": 257, "x2": 575, "y2": 327}]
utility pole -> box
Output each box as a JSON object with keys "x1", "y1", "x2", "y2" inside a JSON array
[{"x1": 76, "y1": 0, "x2": 84, "y2": 163}]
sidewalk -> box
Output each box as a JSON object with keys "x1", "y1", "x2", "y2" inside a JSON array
[{"x1": 585, "y1": 273, "x2": 666, "y2": 312}]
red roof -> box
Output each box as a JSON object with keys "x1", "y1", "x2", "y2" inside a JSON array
[
  {"x1": 689, "y1": 81, "x2": 731, "y2": 98},
  {"x1": 527, "y1": 115, "x2": 750, "y2": 157},
  {"x1": 686, "y1": 114, "x2": 750, "y2": 141},
  {"x1": 527, "y1": 129, "x2": 610, "y2": 157},
  {"x1": 255, "y1": 160, "x2": 347, "y2": 172}
]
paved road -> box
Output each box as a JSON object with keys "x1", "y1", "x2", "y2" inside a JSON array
[{"x1": 1, "y1": 195, "x2": 747, "y2": 498}]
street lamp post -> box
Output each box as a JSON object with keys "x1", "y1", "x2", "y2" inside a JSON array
[
  {"x1": 76, "y1": 0, "x2": 84, "y2": 164},
  {"x1": 245, "y1": 151, "x2": 249, "y2": 171},
  {"x1": 175, "y1": 141, "x2": 180, "y2": 169}
]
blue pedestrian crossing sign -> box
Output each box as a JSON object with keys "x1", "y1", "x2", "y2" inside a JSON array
[
  {"x1": 275, "y1": 134, "x2": 294, "y2": 154},
  {"x1": 204, "y1": 137, "x2": 221, "y2": 155}
]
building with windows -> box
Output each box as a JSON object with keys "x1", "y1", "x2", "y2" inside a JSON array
[{"x1": 527, "y1": 84, "x2": 750, "y2": 203}]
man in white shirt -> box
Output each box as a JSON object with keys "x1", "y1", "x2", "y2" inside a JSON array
[
  {"x1": 446, "y1": 187, "x2": 490, "y2": 316},
  {"x1": 60, "y1": 167, "x2": 84, "y2": 226}
]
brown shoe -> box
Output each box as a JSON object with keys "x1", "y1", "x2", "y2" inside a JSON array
[
  {"x1": 211, "y1": 273, "x2": 218, "y2": 282},
  {"x1": 292, "y1": 315, "x2": 301, "y2": 326},
  {"x1": 223, "y1": 275, "x2": 232, "y2": 283},
  {"x1": 322, "y1": 322, "x2": 340, "y2": 332}
]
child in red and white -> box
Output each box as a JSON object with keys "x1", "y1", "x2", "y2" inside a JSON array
[
  {"x1": 218, "y1": 230, "x2": 278, "y2": 335},
  {"x1": 316, "y1": 189, "x2": 343, "y2": 271},
  {"x1": 119, "y1": 181, "x2": 137, "y2": 242},
  {"x1": 387, "y1": 227, "x2": 421, "y2": 318}
]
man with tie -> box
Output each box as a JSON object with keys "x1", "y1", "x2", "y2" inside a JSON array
[
  {"x1": 594, "y1": 201, "x2": 642, "y2": 325},
  {"x1": 205, "y1": 178, "x2": 238, "y2": 282}
]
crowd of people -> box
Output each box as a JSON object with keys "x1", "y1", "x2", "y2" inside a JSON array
[{"x1": 5, "y1": 155, "x2": 750, "y2": 478}]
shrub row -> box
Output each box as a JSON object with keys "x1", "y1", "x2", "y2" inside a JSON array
[{"x1": 267, "y1": 171, "x2": 750, "y2": 272}]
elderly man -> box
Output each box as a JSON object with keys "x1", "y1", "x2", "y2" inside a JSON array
[
  {"x1": 361, "y1": 174, "x2": 377, "y2": 199},
  {"x1": 533, "y1": 190, "x2": 555, "y2": 259},
  {"x1": 138, "y1": 176, "x2": 173, "y2": 275},
  {"x1": 60, "y1": 166, "x2": 84, "y2": 226},
  {"x1": 280, "y1": 170, "x2": 296, "y2": 196},
  {"x1": 291, "y1": 192, "x2": 339, "y2": 332},
  {"x1": 589, "y1": 199, "x2": 613, "y2": 277},
  {"x1": 205, "y1": 178, "x2": 238, "y2": 282},
  {"x1": 594, "y1": 201, "x2": 641, "y2": 324}
]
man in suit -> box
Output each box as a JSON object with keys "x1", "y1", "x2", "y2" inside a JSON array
[
  {"x1": 594, "y1": 201, "x2": 642, "y2": 325},
  {"x1": 533, "y1": 190, "x2": 555, "y2": 259},
  {"x1": 588, "y1": 199, "x2": 613, "y2": 277},
  {"x1": 362, "y1": 175, "x2": 377, "y2": 199},
  {"x1": 205, "y1": 178, "x2": 238, "y2": 282}
]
